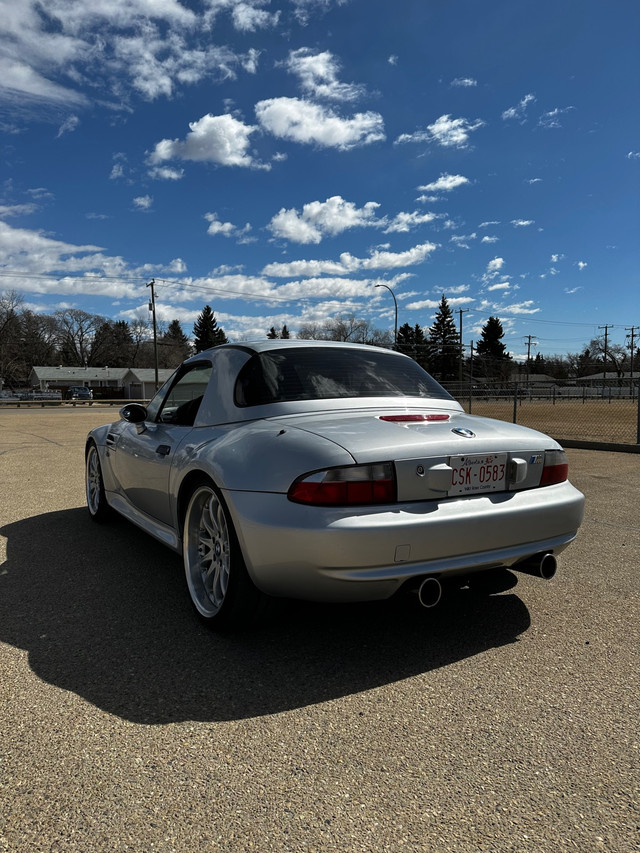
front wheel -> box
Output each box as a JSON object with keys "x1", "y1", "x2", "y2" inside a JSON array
[{"x1": 183, "y1": 481, "x2": 266, "y2": 630}]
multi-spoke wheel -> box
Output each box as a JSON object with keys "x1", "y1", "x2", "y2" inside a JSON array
[
  {"x1": 85, "y1": 442, "x2": 112, "y2": 523},
  {"x1": 183, "y1": 480, "x2": 265, "y2": 629}
]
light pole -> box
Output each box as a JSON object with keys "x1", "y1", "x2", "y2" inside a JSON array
[
  {"x1": 375, "y1": 284, "x2": 398, "y2": 347},
  {"x1": 146, "y1": 278, "x2": 159, "y2": 391}
]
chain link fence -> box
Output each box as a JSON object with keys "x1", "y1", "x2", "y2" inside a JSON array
[{"x1": 442, "y1": 381, "x2": 640, "y2": 448}]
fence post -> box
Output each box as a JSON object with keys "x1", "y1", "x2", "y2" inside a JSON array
[
  {"x1": 512, "y1": 383, "x2": 518, "y2": 424},
  {"x1": 637, "y1": 387, "x2": 640, "y2": 444}
]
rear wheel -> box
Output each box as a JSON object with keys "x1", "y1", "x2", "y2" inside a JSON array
[
  {"x1": 85, "y1": 442, "x2": 112, "y2": 523},
  {"x1": 183, "y1": 480, "x2": 266, "y2": 630}
]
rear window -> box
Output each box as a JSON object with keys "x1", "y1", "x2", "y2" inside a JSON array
[{"x1": 235, "y1": 347, "x2": 453, "y2": 407}]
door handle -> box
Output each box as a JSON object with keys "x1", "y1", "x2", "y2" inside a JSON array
[{"x1": 156, "y1": 444, "x2": 171, "y2": 457}]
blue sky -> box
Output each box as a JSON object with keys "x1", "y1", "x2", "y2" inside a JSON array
[{"x1": 1, "y1": 0, "x2": 638, "y2": 360}]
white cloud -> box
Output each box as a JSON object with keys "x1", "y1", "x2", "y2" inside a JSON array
[
  {"x1": 527, "y1": 177, "x2": 542, "y2": 184},
  {"x1": 56, "y1": 115, "x2": 79, "y2": 137},
  {"x1": 255, "y1": 97, "x2": 385, "y2": 149},
  {"x1": 487, "y1": 257, "x2": 504, "y2": 273},
  {"x1": 500, "y1": 301, "x2": 540, "y2": 315},
  {"x1": 538, "y1": 107, "x2": 574, "y2": 129},
  {"x1": 268, "y1": 196, "x2": 381, "y2": 243},
  {"x1": 550, "y1": 253, "x2": 564, "y2": 263},
  {"x1": 627, "y1": 151, "x2": 640, "y2": 160},
  {"x1": 396, "y1": 114, "x2": 484, "y2": 148},
  {"x1": 205, "y1": 212, "x2": 252, "y2": 240},
  {"x1": 0, "y1": 1, "x2": 263, "y2": 114},
  {"x1": 450, "y1": 233, "x2": 477, "y2": 249},
  {"x1": 0, "y1": 203, "x2": 38, "y2": 219},
  {"x1": 479, "y1": 220, "x2": 500, "y2": 228},
  {"x1": 511, "y1": 219, "x2": 534, "y2": 227},
  {"x1": 285, "y1": 48, "x2": 365, "y2": 101},
  {"x1": 443, "y1": 284, "x2": 470, "y2": 294},
  {"x1": 406, "y1": 296, "x2": 474, "y2": 310},
  {"x1": 133, "y1": 195, "x2": 152, "y2": 210},
  {"x1": 487, "y1": 282, "x2": 510, "y2": 291},
  {"x1": 148, "y1": 113, "x2": 261, "y2": 168},
  {"x1": 388, "y1": 55, "x2": 398, "y2": 65},
  {"x1": 148, "y1": 165, "x2": 185, "y2": 180},
  {"x1": 383, "y1": 211, "x2": 440, "y2": 233},
  {"x1": 577, "y1": 261, "x2": 588, "y2": 270},
  {"x1": 502, "y1": 94, "x2": 536, "y2": 122},
  {"x1": 481, "y1": 235, "x2": 499, "y2": 244},
  {"x1": 418, "y1": 173, "x2": 470, "y2": 193},
  {"x1": 263, "y1": 241, "x2": 437, "y2": 276},
  {"x1": 230, "y1": 1, "x2": 280, "y2": 31},
  {"x1": 450, "y1": 77, "x2": 477, "y2": 87}
]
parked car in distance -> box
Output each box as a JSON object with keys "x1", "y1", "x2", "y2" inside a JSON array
[
  {"x1": 85, "y1": 340, "x2": 585, "y2": 630},
  {"x1": 69, "y1": 386, "x2": 93, "y2": 401}
]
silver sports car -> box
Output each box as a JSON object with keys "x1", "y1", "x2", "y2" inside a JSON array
[{"x1": 85, "y1": 340, "x2": 585, "y2": 629}]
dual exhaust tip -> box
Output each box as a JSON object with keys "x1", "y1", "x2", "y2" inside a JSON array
[{"x1": 416, "y1": 552, "x2": 558, "y2": 609}]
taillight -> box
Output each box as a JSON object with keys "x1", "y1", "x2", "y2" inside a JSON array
[
  {"x1": 288, "y1": 463, "x2": 396, "y2": 506},
  {"x1": 539, "y1": 450, "x2": 569, "y2": 486},
  {"x1": 379, "y1": 414, "x2": 450, "y2": 423}
]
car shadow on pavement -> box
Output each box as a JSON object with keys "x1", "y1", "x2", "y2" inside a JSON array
[{"x1": 0, "y1": 508, "x2": 530, "y2": 724}]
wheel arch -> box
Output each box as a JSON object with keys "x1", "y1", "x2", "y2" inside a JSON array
[{"x1": 176, "y1": 469, "x2": 217, "y2": 535}]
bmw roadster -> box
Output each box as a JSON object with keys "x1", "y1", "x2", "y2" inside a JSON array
[{"x1": 85, "y1": 340, "x2": 584, "y2": 629}]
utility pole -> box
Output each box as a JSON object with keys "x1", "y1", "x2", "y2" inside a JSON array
[
  {"x1": 146, "y1": 278, "x2": 159, "y2": 391},
  {"x1": 598, "y1": 324, "x2": 613, "y2": 385},
  {"x1": 626, "y1": 325, "x2": 638, "y2": 397},
  {"x1": 468, "y1": 340, "x2": 474, "y2": 413},
  {"x1": 457, "y1": 308, "x2": 469, "y2": 382},
  {"x1": 524, "y1": 334, "x2": 538, "y2": 384}
]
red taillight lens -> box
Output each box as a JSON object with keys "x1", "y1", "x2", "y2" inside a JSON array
[
  {"x1": 539, "y1": 450, "x2": 569, "y2": 486},
  {"x1": 288, "y1": 463, "x2": 396, "y2": 506}
]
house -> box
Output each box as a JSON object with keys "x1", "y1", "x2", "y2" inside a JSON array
[
  {"x1": 29, "y1": 366, "x2": 174, "y2": 399},
  {"x1": 122, "y1": 368, "x2": 174, "y2": 399}
]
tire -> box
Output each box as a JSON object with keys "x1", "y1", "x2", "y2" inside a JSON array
[
  {"x1": 182, "y1": 480, "x2": 266, "y2": 630},
  {"x1": 85, "y1": 442, "x2": 112, "y2": 523}
]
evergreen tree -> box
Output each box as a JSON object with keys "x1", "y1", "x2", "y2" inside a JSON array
[
  {"x1": 397, "y1": 323, "x2": 429, "y2": 370},
  {"x1": 476, "y1": 316, "x2": 511, "y2": 378},
  {"x1": 193, "y1": 305, "x2": 227, "y2": 352},
  {"x1": 426, "y1": 296, "x2": 459, "y2": 381},
  {"x1": 413, "y1": 324, "x2": 429, "y2": 371},
  {"x1": 160, "y1": 319, "x2": 191, "y2": 367},
  {"x1": 267, "y1": 324, "x2": 292, "y2": 340},
  {"x1": 396, "y1": 322, "x2": 414, "y2": 356},
  {"x1": 90, "y1": 320, "x2": 134, "y2": 367}
]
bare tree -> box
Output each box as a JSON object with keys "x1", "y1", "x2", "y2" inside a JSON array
[{"x1": 54, "y1": 309, "x2": 107, "y2": 366}]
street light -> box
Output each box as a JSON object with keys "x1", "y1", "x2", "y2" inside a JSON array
[{"x1": 374, "y1": 283, "x2": 398, "y2": 347}]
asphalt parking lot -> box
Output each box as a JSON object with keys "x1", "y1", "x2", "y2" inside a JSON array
[{"x1": 1, "y1": 408, "x2": 638, "y2": 853}]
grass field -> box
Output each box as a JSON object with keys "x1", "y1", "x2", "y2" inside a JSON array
[{"x1": 458, "y1": 398, "x2": 639, "y2": 444}]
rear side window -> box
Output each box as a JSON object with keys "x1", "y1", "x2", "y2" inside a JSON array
[{"x1": 235, "y1": 348, "x2": 453, "y2": 407}]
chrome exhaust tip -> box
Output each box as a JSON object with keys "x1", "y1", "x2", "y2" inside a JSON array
[
  {"x1": 417, "y1": 576, "x2": 443, "y2": 608},
  {"x1": 513, "y1": 552, "x2": 558, "y2": 580}
]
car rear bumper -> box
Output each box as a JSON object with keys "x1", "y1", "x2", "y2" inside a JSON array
[{"x1": 226, "y1": 481, "x2": 585, "y2": 602}]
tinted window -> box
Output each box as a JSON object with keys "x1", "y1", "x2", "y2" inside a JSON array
[
  {"x1": 156, "y1": 362, "x2": 212, "y2": 425},
  {"x1": 235, "y1": 348, "x2": 453, "y2": 407}
]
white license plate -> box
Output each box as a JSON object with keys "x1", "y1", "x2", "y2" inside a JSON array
[{"x1": 448, "y1": 453, "x2": 508, "y2": 495}]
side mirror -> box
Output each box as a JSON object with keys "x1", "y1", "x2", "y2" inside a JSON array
[{"x1": 120, "y1": 403, "x2": 148, "y2": 424}]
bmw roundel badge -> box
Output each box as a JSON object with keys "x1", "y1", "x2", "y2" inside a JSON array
[{"x1": 452, "y1": 427, "x2": 475, "y2": 438}]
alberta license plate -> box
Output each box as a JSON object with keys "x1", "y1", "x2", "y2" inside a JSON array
[{"x1": 448, "y1": 453, "x2": 508, "y2": 495}]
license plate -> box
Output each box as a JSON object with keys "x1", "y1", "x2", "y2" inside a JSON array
[{"x1": 448, "y1": 453, "x2": 508, "y2": 496}]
